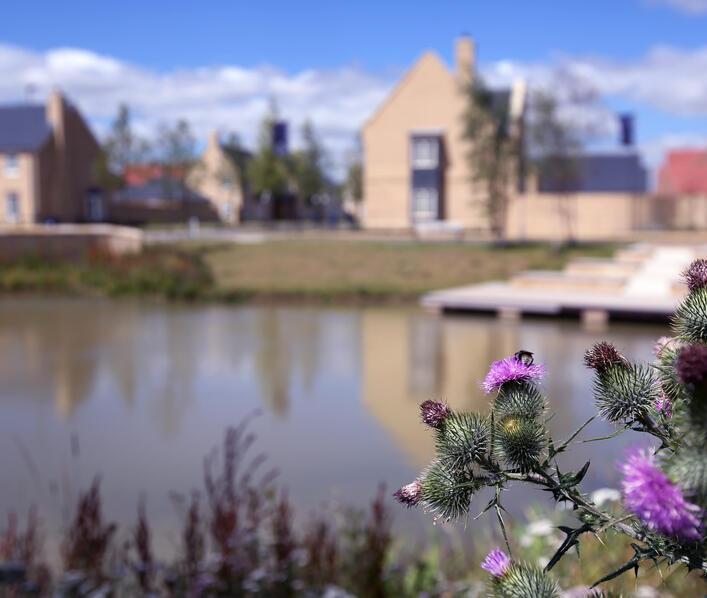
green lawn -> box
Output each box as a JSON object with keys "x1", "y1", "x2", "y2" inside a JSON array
[
  {"x1": 195, "y1": 240, "x2": 618, "y2": 302},
  {"x1": 0, "y1": 240, "x2": 618, "y2": 303}
]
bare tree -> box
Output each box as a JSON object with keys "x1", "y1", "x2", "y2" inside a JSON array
[{"x1": 462, "y1": 77, "x2": 521, "y2": 241}]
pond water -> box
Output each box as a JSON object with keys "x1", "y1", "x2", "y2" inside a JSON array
[{"x1": 0, "y1": 298, "x2": 669, "y2": 559}]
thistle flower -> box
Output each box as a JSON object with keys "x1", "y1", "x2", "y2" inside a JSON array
[
  {"x1": 583, "y1": 342, "x2": 627, "y2": 373},
  {"x1": 683, "y1": 258, "x2": 707, "y2": 293},
  {"x1": 653, "y1": 336, "x2": 681, "y2": 358},
  {"x1": 393, "y1": 480, "x2": 422, "y2": 508},
  {"x1": 620, "y1": 450, "x2": 702, "y2": 541},
  {"x1": 483, "y1": 354, "x2": 545, "y2": 394},
  {"x1": 655, "y1": 392, "x2": 672, "y2": 418},
  {"x1": 419, "y1": 400, "x2": 451, "y2": 429},
  {"x1": 676, "y1": 343, "x2": 707, "y2": 386},
  {"x1": 481, "y1": 548, "x2": 511, "y2": 578}
]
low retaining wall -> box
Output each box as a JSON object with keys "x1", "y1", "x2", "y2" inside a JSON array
[{"x1": 0, "y1": 224, "x2": 144, "y2": 260}]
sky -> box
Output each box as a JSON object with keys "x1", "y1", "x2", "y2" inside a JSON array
[{"x1": 1, "y1": 0, "x2": 706, "y2": 180}]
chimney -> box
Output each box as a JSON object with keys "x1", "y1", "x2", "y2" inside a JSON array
[
  {"x1": 208, "y1": 130, "x2": 220, "y2": 149},
  {"x1": 46, "y1": 89, "x2": 66, "y2": 139},
  {"x1": 455, "y1": 35, "x2": 476, "y2": 86}
]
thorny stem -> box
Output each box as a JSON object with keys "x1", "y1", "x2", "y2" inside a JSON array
[{"x1": 503, "y1": 471, "x2": 707, "y2": 572}]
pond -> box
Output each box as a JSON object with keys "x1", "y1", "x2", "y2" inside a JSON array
[{"x1": 0, "y1": 298, "x2": 669, "y2": 559}]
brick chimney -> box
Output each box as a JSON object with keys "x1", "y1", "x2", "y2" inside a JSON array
[
  {"x1": 455, "y1": 35, "x2": 476, "y2": 86},
  {"x1": 208, "y1": 130, "x2": 220, "y2": 149},
  {"x1": 46, "y1": 89, "x2": 66, "y2": 146}
]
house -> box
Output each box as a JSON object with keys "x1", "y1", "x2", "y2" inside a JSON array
[
  {"x1": 361, "y1": 35, "x2": 526, "y2": 231},
  {"x1": 0, "y1": 91, "x2": 101, "y2": 225},
  {"x1": 188, "y1": 132, "x2": 250, "y2": 223},
  {"x1": 658, "y1": 149, "x2": 707, "y2": 196}
]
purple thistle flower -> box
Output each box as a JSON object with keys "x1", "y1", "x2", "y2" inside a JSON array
[
  {"x1": 481, "y1": 548, "x2": 511, "y2": 578},
  {"x1": 684, "y1": 259, "x2": 707, "y2": 293},
  {"x1": 655, "y1": 392, "x2": 672, "y2": 418},
  {"x1": 393, "y1": 480, "x2": 422, "y2": 508},
  {"x1": 676, "y1": 344, "x2": 707, "y2": 386},
  {"x1": 419, "y1": 400, "x2": 451, "y2": 429},
  {"x1": 653, "y1": 336, "x2": 681, "y2": 358},
  {"x1": 620, "y1": 450, "x2": 701, "y2": 541},
  {"x1": 482, "y1": 355, "x2": 545, "y2": 394}
]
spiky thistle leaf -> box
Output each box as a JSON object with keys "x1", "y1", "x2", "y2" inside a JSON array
[
  {"x1": 490, "y1": 563, "x2": 560, "y2": 598},
  {"x1": 494, "y1": 416, "x2": 546, "y2": 473},
  {"x1": 593, "y1": 364, "x2": 658, "y2": 424},
  {"x1": 673, "y1": 287, "x2": 707, "y2": 344},
  {"x1": 494, "y1": 381, "x2": 547, "y2": 420},
  {"x1": 435, "y1": 412, "x2": 490, "y2": 470},
  {"x1": 420, "y1": 459, "x2": 479, "y2": 522}
]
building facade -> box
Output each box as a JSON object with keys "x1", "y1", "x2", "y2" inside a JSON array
[
  {"x1": 0, "y1": 91, "x2": 100, "y2": 225},
  {"x1": 361, "y1": 36, "x2": 526, "y2": 231}
]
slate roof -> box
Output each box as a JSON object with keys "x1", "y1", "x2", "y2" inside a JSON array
[
  {"x1": 0, "y1": 105, "x2": 52, "y2": 153},
  {"x1": 538, "y1": 153, "x2": 648, "y2": 194}
]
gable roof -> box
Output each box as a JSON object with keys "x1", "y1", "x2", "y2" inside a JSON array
[
  {"x1": 0, "y1": 105, "x2": 52, "y2": 153},
  {"x1": 363, "y1": 51, "x2": 455, "y2": 131}
]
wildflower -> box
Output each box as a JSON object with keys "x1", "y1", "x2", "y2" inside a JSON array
[
  {"x1": 393, "y1": 480, "x2": 422, "y2": 508},
  {"x1": 683, "y1": 258, "x2": 707, "y2": 293},
  {"x1": 419, "y1": 400, "x2": 451, "y2": 429},
  {"x1": 590, "y1": 487, "x2": 620, "y2": 507},
  {"x1": 653, "y1": 336, "x2": 681, "y2": 358},
  {"x1": 481, "y1": 548, "x2": 511, "y2": 578},
  {"x1": 676, "y1": 343, "x2": 707, "y2": 386},
  {"x1": 620, "y1": 450, "x2": 701, "y2": 541},
  {"x1": 583, "y1": 342, "x2": 628, "y2": 373},
  {"x1": 482, "y1": 354, "x2": 545, "y2": 394},
  {"x1": 655, "y1": 392, "x2": 672, "y2": 418}
]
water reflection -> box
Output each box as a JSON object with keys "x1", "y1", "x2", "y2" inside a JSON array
[{"x1": 0, "y1": 299, "x2": 668, "y2": 553}]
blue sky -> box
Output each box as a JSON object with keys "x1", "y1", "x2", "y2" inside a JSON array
[{"x1": 1, "y1": 0, "x2": 706, "y2": 177}]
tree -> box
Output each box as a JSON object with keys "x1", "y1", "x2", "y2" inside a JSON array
[
  {"x1": 156, "y1": 119, "x2": 197, "y2": 201},
  {"x1": 291, "y1": 120, "x2": 328, "y2": 205},
  {"x1": 462, "y1": 77, "x2": 520, "y2": 241},
  {"x1": 246, "y1": 106, "x2": 291, "y2": 200},
  {"x1": 97, "y1": 103, "x2": 150, "y2": 190},
  {"x1": 528, "y1": 73, "x2": 602, "y2": 244}
]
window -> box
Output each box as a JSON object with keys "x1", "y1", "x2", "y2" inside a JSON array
[
  {"x1": 6, "y1": 192, "x2": 19, "y2": 223},
  {"x1": 411, "y1": 138, "x2": 439, "y2": 169},
  {"x1": 412, "y1": 187, "x2": 438, "y2": 221},
  {"x1": 4, "y1": 154, "x2": 19, "y2": 177}
]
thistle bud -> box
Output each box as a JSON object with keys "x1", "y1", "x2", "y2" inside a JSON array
[
  {"x1": 676, "y1": 344, "x2": 707, "y2": 386},
  {"x1": 419, "y1": 400, "x2": 451, "y2": 429},
  {"x1": 583, "y1": 342, "x2": 627, "y2": 373},
  {"x1": 393, "y1": 480, "x2": 422, "y2": 508},
  {"x1": 490, "y1": 563, "x2": 561, "y2": 597},
  {"x1": 494, "y1": 416, "x2": 546, "y2": 473},
  {"x1": 683, "y1": 259, "x2": 707, "y2": 293}
]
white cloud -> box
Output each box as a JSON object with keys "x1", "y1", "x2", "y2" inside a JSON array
[
  {"x1": 648, "y1": 0, "x2": 707, "y2": 15},
  {"x1": 1, "y1": 41, "x2": 706, "y2": 178},
  {"x1": 0, "y1": 43, "x2": 395, "y2": 175}
]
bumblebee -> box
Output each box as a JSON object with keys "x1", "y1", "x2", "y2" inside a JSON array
[{"x1": 514, "y1": 350, "x2": 534, "y2": 365}]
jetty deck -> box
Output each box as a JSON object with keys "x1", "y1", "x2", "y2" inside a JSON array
[{"x1": 422, "y1": 245, "x2": 705, "y2": 322}]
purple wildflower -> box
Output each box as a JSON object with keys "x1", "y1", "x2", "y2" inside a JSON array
[
  {"x1": 393, "y1": 480, "x2": 422, "y2": 508},
  {"x1": 419, "y1": 400, "x2": 451, "y2": 429},
  {"x1": 620, "y1": 450, "x2": 701, "y2": 541},
  {"x1": 481, "y1": 548, "x2": 511, "y2": 578},
  {"x1": 684, "y1": 259, "x2": 707, "y2": 293},
  {"x1": 653, "y1": 336, "x2": 681, "y2": 358},
  {"x1": 655, "y1": 392, "x2": 672, "y2": 418},
  {"x1": 676, "y1": 344, "x2": 707, "y2": 386},
  {"x1": 584, "y1": 342, "x2": 628, "y2": 373},
  {"x1": 482, "y1": 355, "x2": 545, "y2": 394}
]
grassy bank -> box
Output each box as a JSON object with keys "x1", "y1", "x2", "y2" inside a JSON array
[{"x1": 0, "y1": 240, "x2": 618, "y2": 303}]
